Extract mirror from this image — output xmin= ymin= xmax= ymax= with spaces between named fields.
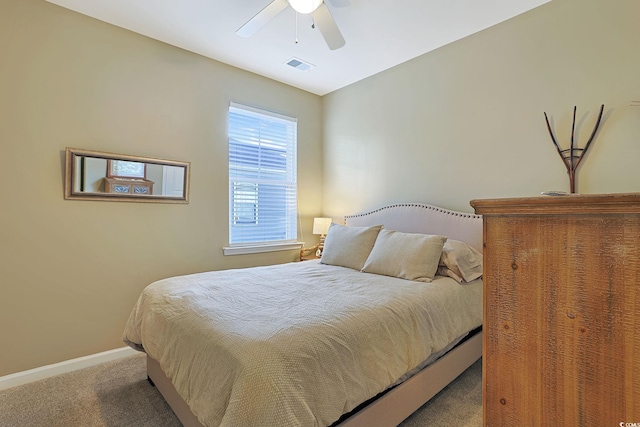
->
xmin=64 ymin=148 xmax=190 ymax=203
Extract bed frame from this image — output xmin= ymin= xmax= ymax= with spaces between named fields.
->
xmin=147 ymin=202 xmax=483 ymax=427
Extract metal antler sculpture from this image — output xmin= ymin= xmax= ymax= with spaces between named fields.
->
xmin=543 ymin=104 xmax=604 ymax=193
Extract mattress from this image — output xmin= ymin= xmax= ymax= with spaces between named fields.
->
xmin=123 ymin=260 xmax=482 ymax=427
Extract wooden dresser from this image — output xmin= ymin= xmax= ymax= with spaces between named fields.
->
xmin=471 ymin=193 xmax=640 ymax=427
xmin=104 ymin=177 xmax=154 ymax=195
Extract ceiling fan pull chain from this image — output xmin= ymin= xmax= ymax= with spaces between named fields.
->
xmin=295 ymin=12 xmax=299 ymax=44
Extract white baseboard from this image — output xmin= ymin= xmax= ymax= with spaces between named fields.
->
xmin=0 ymin=346 xmax=140 ymax=391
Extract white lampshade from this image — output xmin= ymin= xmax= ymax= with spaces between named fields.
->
xmin=312 ymin=217 xmax=332 ymax=235
xmin=288 ymin=0 xmax=323 ymax=14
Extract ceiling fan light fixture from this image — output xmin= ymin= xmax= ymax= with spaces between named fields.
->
xmin=288 ymin=0 xmax=323 ymax=14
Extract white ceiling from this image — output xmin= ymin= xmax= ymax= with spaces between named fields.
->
xmin=45 ymin=0 xmax=550 ymax=96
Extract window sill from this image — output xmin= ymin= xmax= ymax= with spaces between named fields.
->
xmin=223 ymin=242 xmax=304 ymax=256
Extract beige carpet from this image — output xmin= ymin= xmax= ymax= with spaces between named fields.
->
xmin=0 ymin=354 xmax=481 ymax=426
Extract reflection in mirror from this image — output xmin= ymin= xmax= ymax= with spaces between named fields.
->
xmin=109 ymin=159 xmax=146 ymax=178
xmin=65 ymin=148 xmax=190 ymax=203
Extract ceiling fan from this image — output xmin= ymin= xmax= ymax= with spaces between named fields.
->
xmin=236 ymin=0 xmax=346 ymax=50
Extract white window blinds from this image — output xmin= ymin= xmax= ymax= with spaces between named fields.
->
xmin=228 ymin=103 xmax=298 ymax=246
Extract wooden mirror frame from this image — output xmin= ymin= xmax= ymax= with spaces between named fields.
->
xmin=64 ymin=147 xmax=190 ymax=203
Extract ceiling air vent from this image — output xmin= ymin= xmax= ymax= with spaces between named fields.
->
xmin=285 ymin=57 xmax=315 ymax=72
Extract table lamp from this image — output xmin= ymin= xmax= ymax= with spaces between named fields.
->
xmin=312 ymin=217 xmax=332 ymax=256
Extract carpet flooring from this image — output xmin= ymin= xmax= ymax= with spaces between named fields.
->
xmin=0 ymin=354 xmax=481 ymax=426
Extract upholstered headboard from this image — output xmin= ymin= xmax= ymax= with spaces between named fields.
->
xmin=344 ymin=203 xmax=483 ymax=252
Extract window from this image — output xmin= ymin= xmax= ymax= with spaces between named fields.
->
xmin=226 ymin=103 xmax=298 ymax=253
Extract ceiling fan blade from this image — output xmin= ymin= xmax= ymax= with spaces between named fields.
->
xmin=313 ymin=3 xmax=345 ymax=50
xmin=236 ymin=0 xmax=289 ymax=38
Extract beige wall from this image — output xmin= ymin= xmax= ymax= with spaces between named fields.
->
xmin=323 ymin=0 xmax=640 ymax=216
xmin=0 ymin=0 xmax=322 ymax=376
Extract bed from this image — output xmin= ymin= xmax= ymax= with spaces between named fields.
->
xmin=123 ymin=203 xmax=483 ymax=427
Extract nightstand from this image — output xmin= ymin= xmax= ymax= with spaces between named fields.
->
xmin=299 ymin=244 xmax=320 ymax=261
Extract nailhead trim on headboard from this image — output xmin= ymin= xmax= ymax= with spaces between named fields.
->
xmin=344 ymin=203 xmax=481 ymax=222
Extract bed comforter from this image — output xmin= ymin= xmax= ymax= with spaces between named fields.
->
xmin=123 ymin=260 xmax=482 ymax=427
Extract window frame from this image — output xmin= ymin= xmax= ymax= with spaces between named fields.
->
xmin=223 ymin=102 xmax=302 ymax=256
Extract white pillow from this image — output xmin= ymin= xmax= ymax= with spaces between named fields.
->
xmin=320 ymin=223 xmax=383 ymax=271
xmin=436 ymin=266 xmax=464 ymax=283
xmin=362 ymin=229 xmax=447 ymax=282
xmin=439 ymin=239 xmax=483 ymax=282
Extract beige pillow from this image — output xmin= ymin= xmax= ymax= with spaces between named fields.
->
xmin=320 ymin=223 xmax=383 ymax=271
xmin=437 ymin=265 xmax=464 ymax=283
xmin=439 ymin=239 xmax=483 ymax=282
xmin=362 ymin=229 xmax=447 ymax=282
